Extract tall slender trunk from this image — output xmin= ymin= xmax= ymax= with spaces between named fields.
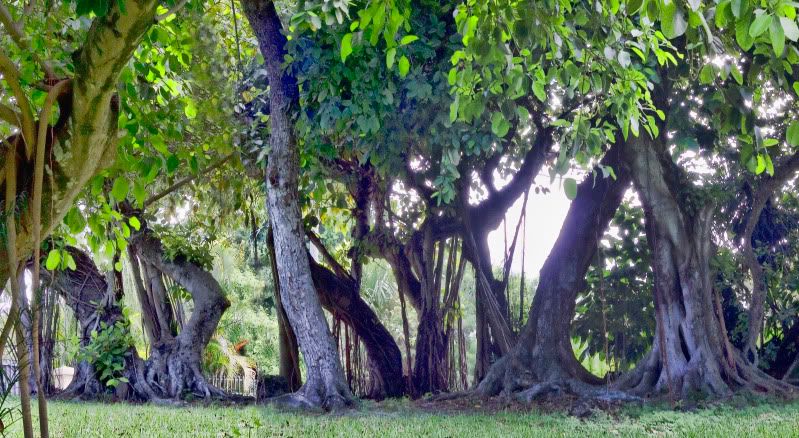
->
xmin=242 ymin=0 xmax=352 ymax=410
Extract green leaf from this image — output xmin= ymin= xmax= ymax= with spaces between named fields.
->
xmin=64 ymin=207 xmax=86 ymax=234
xmin=133 ymin=181 xmax=147 ymax=207
xmin=114 ymin=261 xmax=124 ymax=272
xmin=770 ymin=17 xmax=785 ymax=55
xmin=765 ymin=154 xmax=775 ymax=176
xmin=45 ymin=250 xmax=61 ymax=271
xmin=661 ymin=2 xmax=687 ymax=39
xmin=447 ymin=67 xmax=457 ymax=86
xmin=736 ymin=17 xmax=755 ymax=50
xmin=184 ymin=99 xmax=197 ymax=119
xmin=166 ymin=154 xmax=180 ymax=174
xmin=755 ymin=154 xmax=766 ymax=174
xmin=626 ymin=0 xmax=643 ymax=14
xmin=787 ymin=121 xmax=799 ymax=146
xmin=398 ymin=56 xmax=410 ymax=77
xmin=564 ymin=178 xmax=578 ymax=200
xmin=532 ymin=81 xmax=547 ymax=102
xmin=386 ymin=47 xmax=396 ymax=69
xmin=65 ymin=254 xmax=77 ymax=271
xmin=111 ymin=178 xmax=129 ymax=202
xmin=781 ymin=17 xmax=799 ymax=42
xmin=129 ymin=216 xmax=141 ymax=231
xmin=341 ymin=33 xmax=353 ymax=63
xmin=749 ymin=14 xmax=772 ymax=38
xmin=731 ymin=65 xmax=743 ymax=85
xmin=699 ymin=64 xmax=714 ymax=84
xmin=731 ymin=0 xmax=744 ymax=18
xmin=400 ymin=35 xmax=418 ymax=45
xmin=490 ymin=112 xmax=510 ymax=137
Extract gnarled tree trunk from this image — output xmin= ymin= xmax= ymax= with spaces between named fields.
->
xmin=614 ymin=136 xmax=794 ymax=399
xmin=478 ymin=142 xmax=631 ymax=400
xmin=132 ymin=231 xmax=230 ymax=399
xmin=242 ymin=0 xmax=352 ymax=410
xmin=42 ymin=247 xmax=151 ymax=401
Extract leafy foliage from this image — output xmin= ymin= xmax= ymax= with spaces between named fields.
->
xmin=79 ymin=317 xmax=135 ymax=389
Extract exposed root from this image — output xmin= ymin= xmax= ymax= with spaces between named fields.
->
xmin=614 ymin=348 xmax=797 ymax=400
xmin=265 ymin=386 xmax=353 ymax=412
xmin=144 ymin=343 xmax=227 ymax=399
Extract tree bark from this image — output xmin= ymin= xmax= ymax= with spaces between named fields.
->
xmin=132 ymin=231 xmax=231 ymax=399
xmin=614 ymin=135 xmax=795 ymax=399
xmin=739 ymin=152 xmax=799 ymax=365
xmin=242 ymin=0 xmax=352 ymax=410
xmin=46 ymin=240 xmax=231 ymax=401
xmin=478 ymin=142 xmax=631 ymax=399
xmin=41 ymin=247 xmax=148 ymax=400
xmin=309 ymin=258 xmax=405 ymax=399
xmin=267 ymin=228 xmax=301 ymax=392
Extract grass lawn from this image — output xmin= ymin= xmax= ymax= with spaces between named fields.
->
xmin=3 ymin=398 xmax=799 ymax=437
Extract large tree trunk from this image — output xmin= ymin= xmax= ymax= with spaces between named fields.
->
xmin=409 ymin=226 xmax=449 ymax=394
xmin=267 ymin=228 xmax=302 ymax=392
xmin=47 ymin=240 xmax=231 ymax=401
xmin=478 ymin=142 xmax=631 ymax=399
xmin=614 ymin=136 xmax=794 ymax=399
xmin=242 ymin=0 xmax=352 ymax=410
xmin=42 ymin=247 xmax=152 ymax=401
xmin=132 ymin=231 xmax=230 ymax=399
xmin=309 ymin=258 xmax=405 ymax=399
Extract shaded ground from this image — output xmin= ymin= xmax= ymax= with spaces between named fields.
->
xmin=5 ymin=396 xmax=799 ymax=437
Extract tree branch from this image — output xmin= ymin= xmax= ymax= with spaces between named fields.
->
xmin=0 ymin=3 xmax=55 ymax=78
xmin=143 ymin=153 xmax=234 ymax=209
xmin=155 ymin=0 xmax=190 ymax=22
xmin=306 ymin=229 xmax=353 ymax=282
xmin=0 ymin=48 xmax=36 ymax=157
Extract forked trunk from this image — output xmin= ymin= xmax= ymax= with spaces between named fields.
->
xmin=132 ymin=232 xmax=230 ymax=399
xmin=267 ymin=229 xmax=302 ymax=392
xmin=478 ymin=142 xmax=631 ymax=399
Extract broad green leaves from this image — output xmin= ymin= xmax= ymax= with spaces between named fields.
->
xmin=490 ymin=112 xmax=510 ymax=137
xmin=661 ymin=2 xmax=687 ymax=39
xmin=787 ymin=122 xmax=799 ymax=147
xmin=398 ymin=55 xmax=410 ymax=78
xmin=341 ymin=32 xmax=353 ymax=62
xmin=749 ymin=13 xmax=772 ymax=37
xmin=564 ymin=178 xmax=578 ymax=200
xmin=111 ymin=177 xmax=130 ymax=202
xmin=45 ymin=249 xmax=77 ymax=271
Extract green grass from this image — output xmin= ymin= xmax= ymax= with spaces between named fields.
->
xmin=4 ymin=398 xmax=799 ymax=437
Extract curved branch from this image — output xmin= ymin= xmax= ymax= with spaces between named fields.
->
xmin=0 ymin=3 xmax=55 ymax=78
xmin=0 ymin=102 xmax=21 ymax=126
xmin=155 ymin=0 xmax=190 ymax=21
xmin=741 ymin=150 xmax=799 ymax=362
xmin=0 ymin=49 xmax=36 ymax=157
xmin=468 ymin=126 xmax=555 ymax=232
xmin=143 ymin=153 xmax=234 ymax=209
